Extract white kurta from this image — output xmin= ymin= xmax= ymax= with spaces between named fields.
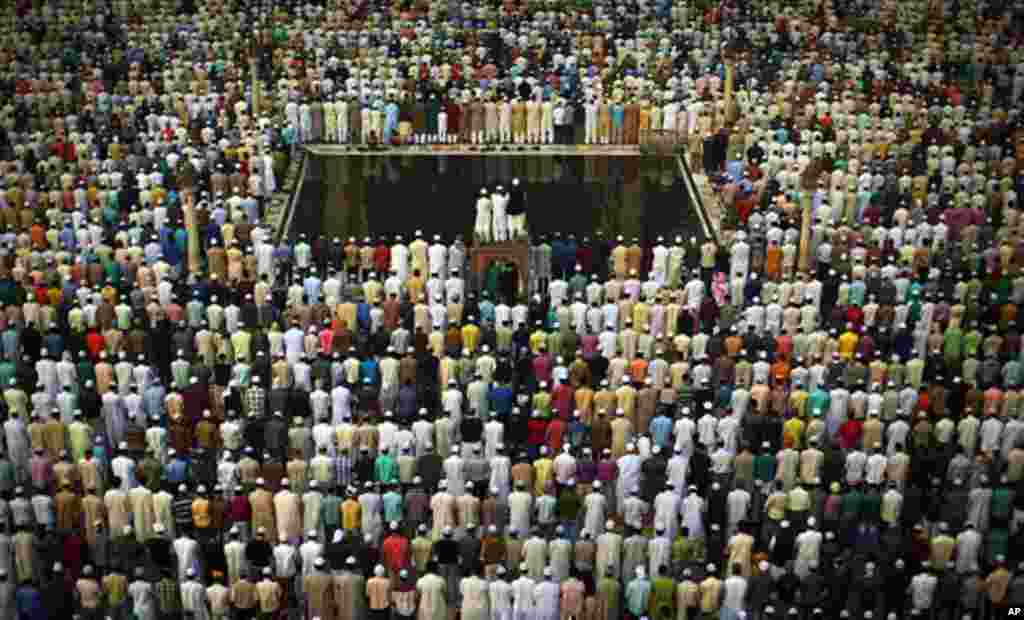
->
xmin=793 ymin=530 xmax=822 ymax=579
xmin=130 ymin=580 xmax=158 ymax=620
xmin=583 ymin=493 xmax=607 ymax=537
xmin=173 ymin=537 xmax=200 ymax=583
xmin=461 ymin=576 xmax=491 ymax=620
xmin=533 ymin=580 xmax=560 ymax=620
xmin=181 ymin=579 xmax=211 ymax=620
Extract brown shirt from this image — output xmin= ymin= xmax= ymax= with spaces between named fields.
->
xmin=256 ymin=579 xmax=283 ymax=612
xmin=56 ymin=490 xmax=82 ymax=531
xmin=480 ymin=535 xmax=506 ymax=565
xmin=76 ymin=577 xmax=102 ymax=609
xmin=367 ymin=576 xmax=391 ymax=610
xmin=231 ymin=580 xmax=258 ymax=609
xmin=304 ymin=573 xmax=334 ymax=616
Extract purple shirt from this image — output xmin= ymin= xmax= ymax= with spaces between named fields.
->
xmin=596 ymin=460 xmax=618 ymax=483
xmin=576 ymin=460 xmax=598 ymax=484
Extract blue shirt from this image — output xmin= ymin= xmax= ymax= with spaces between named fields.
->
xmin=383 ymin=491 xmax=403 ymax=522
xmin=43 ymin=333 xmax=63 ymax=359
xmin=385 ymin=103 xmax=400 ymax=131
xmin=356 ymin=302 xmax=371 ymax=331
xmin=359 ymin=359 xmax=379 ymax=385
xmin=144 ymin=385 xmax=167 ymax=419
xmin=16 ymin=585 xmax=44 ymax=620
xmin=489 ymin=385 xmax=514 ymax=417
xmin=59 ymin=226 xmax=77 ymax=251
xmin=398 ymin=385 xmax=418 ymax=420
xmin=304 ymin=276 xmax=322 ymax=302
xmin=650 ymin=415 xmax=674 ymax=447
xmin=612 ymin=105 xmax=625 ymax=127
xmin=480 ymin=300 xmax=496 ymax=325
xmin=166 ymin=458 xmax=189 ymax=484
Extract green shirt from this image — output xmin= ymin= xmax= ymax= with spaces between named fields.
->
xmin=840 ymin=491 xmax=863 ymax=518
xmin=987 ymin=527 xmax=1009 ymax=563
xmin=558 ymin=489 xmax=582 ymax=520
xmin=808 ymin=389 xmax=830 ymax=415
xmin=990 ymin=488 xmax=1013 ymax=521
xmin=0 ymin=362 xmax=15 ymax=391
xmin=944 ymin=328 xmax=963 ymax=360
xmin=650 ymin=577 xmax=676 ymax=617
xmin=753 ymin=454 xmax=776 ymax=482
xmin=375 ymin=454 xmax=398 ymax=482
xmin=672 ymin=536 xmax=705 ymax=563
xmin=156 ymin=578 xmax=181 ymax=613
xmin=625 ymin=577 xmax=652 ymax=615
xmin=597 ymin=578 xmax=620 ymax=619
xmin=860 ymin=492 xmax=881 ymax=522
xmin=0 ymin=460 xmax=14 ymax=492
xmin=321 ymin=495 xmax=342 ymax=527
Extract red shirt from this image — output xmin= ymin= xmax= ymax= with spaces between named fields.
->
xmin=228 ymin=494 xmax=252 ymax=522
xmin=527 ymin=418 xmax=548 ymax=446
xmin=381 ymin=534 xmax=410 ymax=572
xmin=551 ymin=384 xmax=574 ymax=420
xmin=545 ymin=419 xmax=566 ymax=453
xmin=838 ymin=419 xmax=863 ymax=450
xmin=85 ymin=332 xmax=106 ymax=360
xmin=374 ymin=245 xmax=391 ymax=274
xmin=845 ymin=305 xmax=864 ymax=327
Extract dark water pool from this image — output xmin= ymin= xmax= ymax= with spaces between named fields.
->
xmin=289 ymin=154 xmax=703 ymax=245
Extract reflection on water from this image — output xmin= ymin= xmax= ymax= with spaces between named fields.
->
xmin=303 ymin=155 xmax=696 ymax=243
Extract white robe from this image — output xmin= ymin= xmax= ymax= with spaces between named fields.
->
xmin=681 ymin=494 xmax=705 ymax=538
xmin=129 ymin=580 xmax=158 ymax=620
xmin=462 ymin=576 xmax=491 ymax=620
xmin=173 ymin=537 xmax=201 ymax=583
xmin=533 ymin=581 xmax=560 ymax=620
xmin=653 ymin=491 xmax=681 ymax=541
xmin=793 ymin=530 xmax=822 ymax=579
xmin=511 ymin=576 xmax=536 ymax=620
xmin=583 ymin=493 xmax=607 ymax=537
xmin=475 ymin=197 xmax=493 ymax=239
xmin=508 ymin=491 xmax=533 ymax=535
xmin=180 ymin=579 xmax=211 ymax=620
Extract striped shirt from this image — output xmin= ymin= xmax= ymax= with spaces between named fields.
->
xmin=173 ymin=497 xmax=194 ymax=527
xmin=157 ymin=577 xmax=182 ymax=613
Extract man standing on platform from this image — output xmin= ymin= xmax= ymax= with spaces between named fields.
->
xmin=492 ymin=187 xmax=509 ymax=243
xmin=507 ymin=179 xmax=526 ymax=240
xmin=476 ymin=189 xmax=494 ymax=244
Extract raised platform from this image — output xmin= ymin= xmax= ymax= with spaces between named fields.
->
xmin=305 ymin=143 xmax=643 ymax=157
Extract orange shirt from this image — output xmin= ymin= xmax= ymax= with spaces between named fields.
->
xmin=192 ymin=498 xmax=212 ymax=529
xmin=30 ymin=224 xmax=46 ymax=249
xmin=341 ymin=499 xmax=361 ymax=531
xmin=765 ymin=246 xmax=782 ymax=276
xmin=629 ymin=358 xmax=649 ymax=383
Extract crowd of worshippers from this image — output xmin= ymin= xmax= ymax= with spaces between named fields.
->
xmin=0 ymin=224 xmax=1017 ymax=620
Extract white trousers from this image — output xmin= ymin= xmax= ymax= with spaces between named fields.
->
xmin=585 ymin=111 xmax=597 ymax=144
xmin=493 ymin=208 xmax=508 ymax=241
xmin=476 ymin=212 xmax=492 ymax=242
